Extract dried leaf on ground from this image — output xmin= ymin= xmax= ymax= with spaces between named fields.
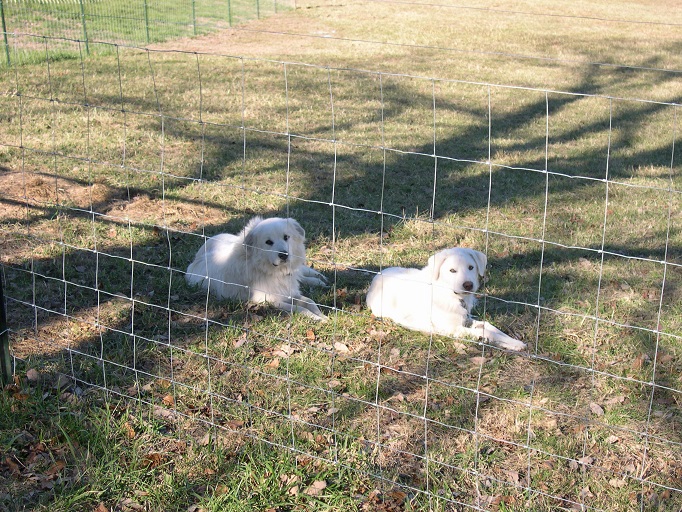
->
xmin=122 ymin=421 xmax=136 ymax=439
xmin=589 ymin=402 xmax=604 ymax=416
xmin=233 ymin=333 xmax=248 ymax=348
xmin=142 ymin=452 xmax=165 ymax=469
xmin=609 ymin=478 xmax=627 ymax=488
xmin=26 ymin=369 xmax=41 ymax=383
xmin=227 ymin=420 xmax=244 ymax=430
xmin=333 ymin=341 xmax=350 ymax=353
xmin=273 ymin=344 xmax=296 ymax=358
xmin=45 ymin=460 xmax=66 ymax=476
xmin=304 ymin=480 xmax=327 ymax=496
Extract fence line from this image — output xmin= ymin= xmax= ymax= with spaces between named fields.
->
xmin=1 ymin=38 xmax=681 ymax=510
xmin=0 ymin=0 xmax=294 ymax=65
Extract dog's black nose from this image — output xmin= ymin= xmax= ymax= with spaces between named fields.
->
xmin=463 ymin=281 xmax=474 ymax=291
xmin=278 ymin=252 xmax=289 ymax=261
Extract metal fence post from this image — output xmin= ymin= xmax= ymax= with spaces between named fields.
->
xmin=228 ymin=0 xmax=232 ymax=27
xmin=256 ymin=0 xmax=260 ymax=19
xmin=143 ymin=0 xmax=150 ymax=43
xmin=192 ymin=0 xmax=196 ymax=35
xmin=78 ymin=0 xmax=90 ymax=55
xmin=0 ymin=276 xmax=12 ymax=387
xmin=0 ymin=0 xmax=10 ymax=67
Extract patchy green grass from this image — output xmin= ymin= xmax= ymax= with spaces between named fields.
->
xmin=1 ymin=0 xmax=682 ymax=510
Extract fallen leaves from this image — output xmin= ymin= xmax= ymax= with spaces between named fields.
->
xmin=569 ymin=455 xmax=594 ymax=472
xmin=276 ymin=471 xmax=330 ymax=499
xmin=1 ymin=430 xmax=71 ymax=492
xmin=273 ymin=344 xmax=297 ymax=358
xmin=360 ymin=488 xmax=408 ymax=511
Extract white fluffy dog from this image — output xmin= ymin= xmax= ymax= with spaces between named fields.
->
xmin=186 ymin=217 xmax=327 ymax=321
xmin=366 ymin=247 xmax=526 ymax=351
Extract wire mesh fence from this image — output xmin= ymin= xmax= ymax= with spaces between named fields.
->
xmin=0 ymin=0 xmax=293 ymax=65
xmin=0 ymin=26 xmax=681 ymax=511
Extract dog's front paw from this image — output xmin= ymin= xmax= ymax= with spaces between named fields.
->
xmin=299 ymin=266 xmax=329 ymax=288
xmin=499 ymin=338 xmax=526 ymax=352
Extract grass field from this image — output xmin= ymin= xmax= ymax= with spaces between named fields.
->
xmin=1 ymin=0 xmax=681 ymax=510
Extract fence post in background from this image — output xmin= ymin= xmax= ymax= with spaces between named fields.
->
xmin=143 ymin=0 xmax=150 ymax=43
xmin=227 ymin=0 xmax=232 ymax=27
xmin=256 ymin=0 xmax=260 ymax=19
xmin=78 ymin=0 xmax=90 ymax=55
xmin=0 ymin=277 xmax=12 ymax=387
xmin=0 ymin=0 xmax=10 ymax=67
xmin=192 ymin=0 xmax=197 ymax=35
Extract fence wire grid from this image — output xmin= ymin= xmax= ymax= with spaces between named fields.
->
xmin=0 ymin=0 xmax=292 ymax=65
xmin=1 ymin=19 xmax=681 ymax=512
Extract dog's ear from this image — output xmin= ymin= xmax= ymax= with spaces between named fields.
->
xmin=242 ymin=217 xmax=262 ymax=257
xmin=287 ymin=218 xmax=305 ymax=240
xmin=243 ymin=230 xmax=255 ymax=257
xmin=465 ymin=249 xmax=487 ymax=277
xmin=426 ymin=250 xmax=449 ymax=281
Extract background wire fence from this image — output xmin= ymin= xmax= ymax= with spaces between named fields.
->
xmin=1 ymin=3 xmax=681 ymax=510
xmin=0 ymin=0 xmax=292 ymax=65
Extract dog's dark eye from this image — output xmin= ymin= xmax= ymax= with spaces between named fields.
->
xmin=265 ymin=240 xmax=274 ymax=246
xmin=449 ymin=268 xmax=457 ymax=273
xmin=468 ymin=265 xmax=474 ymax=271
xmin=283 ymin=234 xmax=289 ymax=241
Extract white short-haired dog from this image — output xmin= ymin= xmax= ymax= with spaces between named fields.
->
xmin=366 ymin=247 xmax=526 ymax=351
xmin=186 ymin=217 xmax=327 ymax=321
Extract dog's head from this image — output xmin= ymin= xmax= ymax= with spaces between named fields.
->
xmin=427 ymin=247 xmax=487 ymax=295
xmin=242 ymin=217 xmax=307 ymax=271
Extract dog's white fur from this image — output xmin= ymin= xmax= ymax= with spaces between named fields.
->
xmin=186 ymin=217 xmax=327 ymax=321
xmin=366 ymin=247 xmax=526 ymax=351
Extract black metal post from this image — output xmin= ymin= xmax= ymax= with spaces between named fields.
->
xmin=0 ymin=275 xmax=12 ymax=386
